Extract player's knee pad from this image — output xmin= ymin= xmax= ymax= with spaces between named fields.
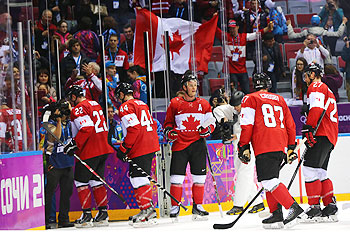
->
xmin=170 ymin=174 xmax=185 ymax=184
xmin=302 ymin=166 xmax=319 ymax=182
xmin=318 ymin=168 xmax=328 ymax=181
xmin=74 ymin=180 xmax=89 ymax=188
xmin=192 ymin=174 xmax=206 ymax=184
xmin=130 ymin=176 xmax=150 ymax=189
xmin=261 ymin=178 xmax=280 ymax=192
xmin=89 ymin=179 xmax=103 ymax=188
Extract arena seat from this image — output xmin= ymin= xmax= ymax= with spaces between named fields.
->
xmin=284 ymin=43 xmax=303 ymax=67
xmin=209 ymin=78 xmax=224 ymax=94
xmin=285 ymin=14 xmax=296 ymax=28
xmin=310 ymin=0 xmax=326 ymax=14
xmin=288 ymin=0 xmax=310 ymax=14
xmin=296 ymin=14 xmax=316 ymax=27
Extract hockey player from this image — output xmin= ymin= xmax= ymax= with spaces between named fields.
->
xmin=163 ymin=70 xmax=216 ymax=220
xmin=114 ymin=83 xmax=160 ymax=226
xmin=64 ymin=85 xmax=114 ymax=228
xmin=300 ymin=63 xmax=339 ymax=222
xmin=213 ymin=91 xmax=265 ymax=215
xmin=238 ymin=73 xmax=303 ymax=229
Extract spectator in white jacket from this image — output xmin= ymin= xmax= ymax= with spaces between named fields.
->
xmin=295 ymin=33 xmax=330 ymax=68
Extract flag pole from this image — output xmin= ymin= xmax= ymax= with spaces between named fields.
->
xmin=164 ymin=30 xmax=171 ymax=107
xmin=144 ymin=31 xmax=153 ymax=113
xmin=255 ymin=1 xmax=263 ymax=74
xmin=219 ymin=0 xmax=231 ymax=96
xmin=188 ymin=0 xmax=196 ymax=74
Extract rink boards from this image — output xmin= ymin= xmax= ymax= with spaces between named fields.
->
xmin=1 ymin=136 xmax=350 ymax=229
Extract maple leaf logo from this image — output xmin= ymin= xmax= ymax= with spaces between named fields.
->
xmin=161 ymin=30 xmax=185 ymax=60
xmin=232 ymin=47 xmax=242 ymax=57
xmin=182 ymin=115 xmax=201 ymax=130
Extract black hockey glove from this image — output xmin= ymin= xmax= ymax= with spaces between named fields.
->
xmin=198 ymin=126 xmax=211 ymax=138
xmin=116 ymin=143 xmax=130 ymax=163
xmin=286 ymin=143 xmax=297 ymax=164
xmin=63 ymin=138 xmax=78 ymax=156
xmin=164 ymin=127 xmax=179 ymax=142
xmin=301 ymin=125 xmax=317 ymax=148
xmin=300 ymin=104 xmax=309 ymax=117
xmin=238 ymin=143 xmax=251 ymax=164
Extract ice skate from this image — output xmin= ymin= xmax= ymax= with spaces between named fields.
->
xmin=192 ymin=204 xmax=209 ymax=221
xmin=170 ymin=206 xmax=180 ymax=222
xmin=93 ymin=207 xmax=109 ymax=227
xmin=132 ymin=205 xmax=157 ymax=227
xmin=226 ymin=206 xmax=243 ymax=215
xmin=74 ymin=210 xmax=93 ymax=228
xmin=249 ymin=203 xmax=265 ymax=214
xmin=298 ymin=204 xmax=322 ymax=223
xmin=262 ymin=206 xmax=284 ymax=229
xmin=321 ymin=197 xmax=338 ymax=222
xmin=283 ymin=202 xmax=303 ymax=228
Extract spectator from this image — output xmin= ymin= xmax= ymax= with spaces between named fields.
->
xmin=42 ymin=100 xmax=75 ymax=229
xmin=105 ymin=61 xmax=120 ymax=110
xmin=341 ymin=36 xmax=350 ymax=101
xmin=150 ymin=0 xmax=170 ymax=17
xmin=339 ymin=0 xmax=350 ymax=33
xmin=319 ymin=0 xmax=344 ymax=55
xmin=295 ymin=33 xmax=330 ymax=68
xmin=242 ymin=0 xmax=268 ymax=33
xmin=120 ymin=24 xmax=134 ymax=66
xmin=51 ymin=20 xmax=73 ymax=61
xmin=264 ymin=0 xmax=287 ymax=43
xmin=291 ymin=57 xmax=308 ymax=101
xmin=97 ymin=34 xmax=129 ymax=82
xmin=215 ymin=19 xmax=274 ymax=94
xmin=35 ymin=9 xmax=57 ymax=59
xmin=253 ymin=32 xmax=285 ymax=93
xmin=73 ymin=16 xmax=100 ymax=61
xmin=39 ymin=0 xmax=69 ymax=24
xmin=0 ymin=13 xmax=18 ymax=62
xmin=37 ymin=83 xmax=56 ymax=117
xmin=107 ymin=105 xmax=123 ymax=145
xmin=102 ymin=16 xmax=119 ymax=47
xmin=287 ymin=15 xmax=347 ymax=45
xmin=65 ymin=62 xmax=102 ymax=102
xmin=60 ymin=38 xmax=90 ymax=85
xmin=73 ymin=0 xmax=98 ymax=32
xmin=127 ymin=65 xmax=147 ymax=104
xmin=35 ymin=68 xmax=57 ymax=101
xmin=322 ymin=64 xmax=343 ymax=102
xmin=168 ymin=0 xmax=189 ymax=20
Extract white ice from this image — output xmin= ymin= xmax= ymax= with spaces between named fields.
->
xmin=7 ymin=202 xmax=350 ymax=233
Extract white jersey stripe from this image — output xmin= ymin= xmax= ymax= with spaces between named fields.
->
xmin=308 ymin=91 xmax=325 ymax=110
xmin=174 ymin=113 xmax=213 ymax=130
xmin=73 ymin=115 xmax=94 ymax=136
xmin=121 ymin=113 xmax=140 ymax=129
xmin=240 ymin=107 xmax=256 ymax=126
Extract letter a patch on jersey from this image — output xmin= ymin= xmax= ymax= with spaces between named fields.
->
xmin=198 ymin=104 xmax=202 ymax=112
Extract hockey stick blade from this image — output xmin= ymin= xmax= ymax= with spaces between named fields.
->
xmin=42 ymin=122 xmax=129 ymax=207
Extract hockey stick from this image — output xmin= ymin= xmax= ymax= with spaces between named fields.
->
xmin=200 ymin=117 xmax=224 ymax=217
xmin=205 ymin=142 xmax=224 ymax=218
xmin=41 ymin=120 xmax=129 ymax=208
xmin=213 ymin=99 xmax=331 ymax=229
xmin=124 ymin=158 xmax=188 ymax=211
xmin=286 ymin=98 xmax=331 ymax=190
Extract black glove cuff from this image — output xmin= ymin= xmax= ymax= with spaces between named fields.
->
xmin=288 ymin=143 xmax=296 ymax=151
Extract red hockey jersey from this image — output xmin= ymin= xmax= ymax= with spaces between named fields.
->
xmin=0 ymin=108 xmax=32 ymax=151
xmin=306 ymin=81 xmax=338 ymax=146
xmin=215 ymin=28 xmax=264 ymax=74
xmin=70 ymin=99 xmax=113 ymax=160
xmin=239 ymin=91 xmax=296 ymax=156
xmin=164 ymin=97 xmax=215 ymax=151
xmin=119 ymin=99 xmax=160 ymax=158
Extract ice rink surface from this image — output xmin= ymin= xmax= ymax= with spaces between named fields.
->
xmin=6 ymin=202 xmax=350 ymax=233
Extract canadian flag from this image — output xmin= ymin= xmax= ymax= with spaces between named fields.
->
xmin=134 ymin=9 xmax=218 ymax=74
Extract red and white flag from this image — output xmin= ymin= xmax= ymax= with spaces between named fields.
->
xmin=134 ymin=9 xmax=218 ymax=74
